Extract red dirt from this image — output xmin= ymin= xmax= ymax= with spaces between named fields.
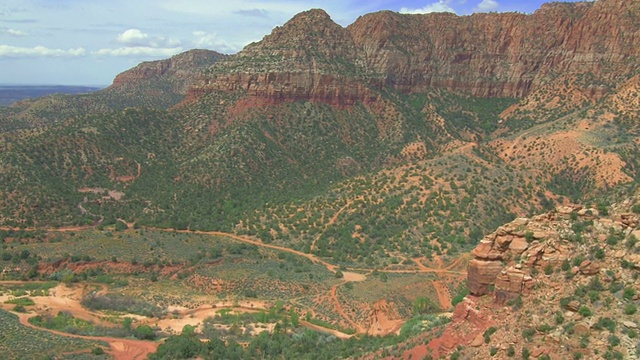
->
xmin=432 ymin=280 xmax=452 ymax=310
xmin=403 ymin=296 xmax=493 ymax=360
xmin=330 ymin=282 xmax=365 ymax=333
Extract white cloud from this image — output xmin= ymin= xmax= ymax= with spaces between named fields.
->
xmin=117 ymin=28 xmax=148 ymax=45
xmin=115 ymin=28 xmax=181 ymax=48
xmin=476 ymin=0 xmax=499 ymax=11
xmin=0 ymin=45 xmax=85 ymax=58
xmin=400 ymin=0 xmax=456 ymax=14
xmin=1 ymin=28 xmax=27 ymax=36
xmin=93 ymin=46 xmax=183 ymax=57
xmin=192 ymin=31 xmax=239 ymax=53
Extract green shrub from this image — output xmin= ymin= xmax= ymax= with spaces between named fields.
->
xmin=134 ymin=325 xmax=156 ymax=340
xmin=506 ymin=295 xmax=523 ymax=310
xmin=597 ymin=202 xmax=609 ymax=216
xmin=537 ymin=323 xmax=552 ymax=333
xmin=523 ymin=328 xmax=535 ymax=341
xmin=609 ymin=282 xmax=624 ymax=294
xmin=594 ymin=317 xmax=616 ymax=332
xmin=525 ymin=231 xmax=535 ymax=243
xmin=115 ymin=220 xmax=128 ymax=232
xmin=578 ymin=306 xmax=592 ymax=317
xmin=544 ymin=264 xmax=553 ymax=275
xmin=625 ymin=304 xmax=637 ymax=315
xmin=606 ymin=235 xmax=619 ymax=246
xmin=594 ymin=247 xmax=605 ymax=260
xmin=608 ymin=334 xmax=620 ymax=347
xmin=623 ymin=287 xmax=636 ymax=300
xmin=484 ymin=326 xmax=497 ymax=343
xmin=4 ymin=297 xmax=35 ymax=306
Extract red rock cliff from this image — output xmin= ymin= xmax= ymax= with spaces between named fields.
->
xmin=189 ymin=0 xmax=639 ymax=104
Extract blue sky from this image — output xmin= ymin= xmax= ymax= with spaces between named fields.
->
xmin=1 ymin=0 xmax=590 ymax=85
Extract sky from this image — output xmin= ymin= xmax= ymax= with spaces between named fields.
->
xmin=1 ymin=0 xmax=591 ymax=86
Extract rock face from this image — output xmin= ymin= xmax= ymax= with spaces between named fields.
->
xmin=189 ymin=0 xmax=640 ymax=104
xmin=189 ymin=10 xmax=379 ymax=106
xmin=494 ymin=267 xmax=534 ymax=304
xmin=112 ymin=49 xmax=227 ymax=94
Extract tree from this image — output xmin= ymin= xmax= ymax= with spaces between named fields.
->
xmin=115 ymin=220 xmax=128 ymax=231
xmin=413 ymin=297 xmax=440 ymax=315
xmin=134 ymin=325 xmax=156 ymax=340
xmin=289 ymin=308 xmax=299 ymax=327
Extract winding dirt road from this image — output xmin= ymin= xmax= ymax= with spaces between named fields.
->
xmin=330 ymin=282 xmax=365 ymax=334
xmin=309 ymin=198 xmax=357 ymax=252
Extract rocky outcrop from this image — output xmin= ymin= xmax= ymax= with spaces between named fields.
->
xmin=420 ymin=191 xmax=640 ymax=359
xmin=467 ymin=217 xmax=536 ymax=297
xmin=467 ymin=199 xmax=640 ymax=303
xmin=424 ymin=296 xmax=493 ymax=359
xmin=467 ymin=211 xmax=573 ymax=301
xmin=188 ymin=0 xmax=640 ymax=104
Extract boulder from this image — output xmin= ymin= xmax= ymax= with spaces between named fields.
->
xmin=624 ymin=321 xmax=638 ymax=329
xmin=509 ymin=237 xmax=529 ymax=256
xmin=495 ymin=235 xmax=514 ymax=251
xmin=470 ymin=333 xmax=484 ymax=347
xmin=472 ymin=240 xmax=503 ymax=261
xmin=468 ymin=259 xmax=503 ymax=295
xmin=513 ymin=218 xmax=530 ymax=227
xmin=579 ymin=260 xmax=600 ymax=275
xmin=567 ymin=300 xmax=581 ymax=312
xmin=578 ymin=208 xmax=599 ymax=218
xmin=574 ymin=322 xmax=591 ymax=336
xmin=531 ymin=347 xmax=550 ymax=358
xmin=619 ymin=213 xmax=639 ymax=228
xmin=556 ymin=206 xmax=575 ymax=218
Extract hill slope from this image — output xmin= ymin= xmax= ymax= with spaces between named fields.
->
xmin=0 ymin=49 xmax=226 ymax=132
xmin=0 ymin=0 xmax=638 ymax=267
